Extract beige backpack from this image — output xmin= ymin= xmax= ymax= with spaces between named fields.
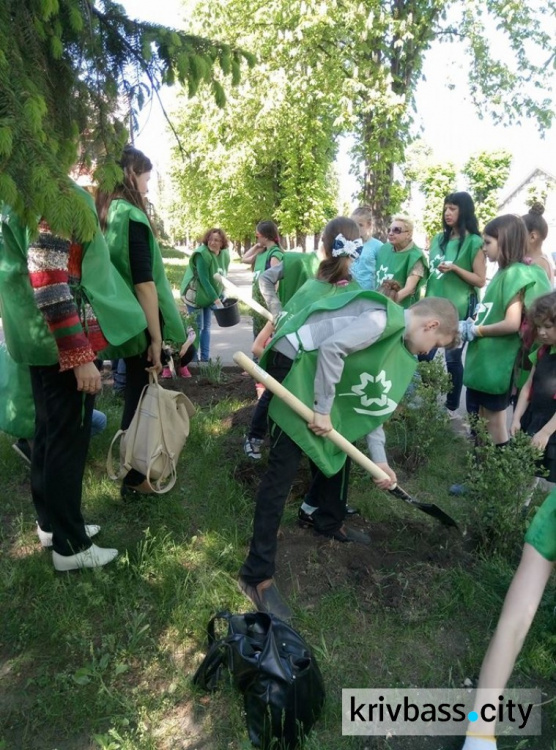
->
xmin=107 ymin=372 xmax=195 ymax=494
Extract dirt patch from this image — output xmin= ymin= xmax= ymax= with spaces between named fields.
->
xmin=274 ymin=513 xmax=468 ymax=613
xmin=161 ymin=366 xmax=256 ymax=413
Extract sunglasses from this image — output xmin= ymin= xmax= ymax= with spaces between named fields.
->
xmin=388 ymin=226 xmax=406 ymax=235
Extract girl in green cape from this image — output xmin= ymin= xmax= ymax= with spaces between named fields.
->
xmin=462 ymin=215 xmax=552 ymax=446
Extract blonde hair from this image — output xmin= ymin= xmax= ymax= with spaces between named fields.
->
xmin=392 ymin=214 xmax=414 ymax=234
xmin=410 ymin=297 xmax=459 ymax=346
xmin=351 ymin=205 xmax=373 ymax=223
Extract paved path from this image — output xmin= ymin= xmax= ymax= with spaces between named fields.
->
xmin=206 ymin=264 xmax=256 ymax=366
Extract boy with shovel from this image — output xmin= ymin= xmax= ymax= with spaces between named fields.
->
xmin=237 ymin=216 xmax=460 ymax=620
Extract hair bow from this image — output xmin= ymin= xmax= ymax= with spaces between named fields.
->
xmin=331 ymin=234 xmax=363 ymax=259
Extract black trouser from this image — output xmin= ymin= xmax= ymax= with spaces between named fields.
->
xmin=29 ymin=364 xmax=94 ymax=556
xmin=240 ymin=351 xmax=350 ymax=586
xmin=121 ymin=350 xmax=151 ymax=486
xmin=305 ymin=458 xmax=351 ymax=512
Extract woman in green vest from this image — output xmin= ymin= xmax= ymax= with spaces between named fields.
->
xmin=425 ymin=191 xmax=486 ymax=413
xmin=179 ymin=227 xmax=229 ymax=361
xmin=462 ymin=214 xmax=552 ymax=446
xmin=241 ymin=220 xmax=284 ymax=342
xmin=375 ymin=214 xmax=429 ymax=308
xmin=97 ymin=146 xmax=185 ymax=496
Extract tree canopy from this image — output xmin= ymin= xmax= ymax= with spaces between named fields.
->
xmin=169 ymin=0 xmax=556 ymax=238
xmin=0 ymin=0 xmax=253 ymax=238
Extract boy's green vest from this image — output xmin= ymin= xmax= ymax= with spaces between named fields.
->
xmin=105 ymin=200 xmax=185 ymax=350
xmin=464 ymin=263 xmax=552 ymax=394
xmin=375 ymin=243 xmax=429 ymax=309
xmin=426 ymin=233 xmax=483 ymax=319
xmin=0 ymin=190 xmax=148 ymax=365
xmin=267 ymin=282 xmax=416 ymax=476
xmin=278 ymin=252 xmax=319 ymax=306
xmin=179 ymin=244 xmax=227 ymax=307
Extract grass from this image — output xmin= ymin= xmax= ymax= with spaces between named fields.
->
xmin=1 ymin=383 xmax=556 ymax=750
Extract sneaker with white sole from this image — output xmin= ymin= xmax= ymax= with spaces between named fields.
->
xmin=243 ymin=436 xmax=264 ymax=460
xmin=52 ymin=544 xmax=118 ymax=571
xmin=37 ymin=523 xmax=101 ymax=548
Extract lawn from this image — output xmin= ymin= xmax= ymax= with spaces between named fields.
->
xmin=1 ymin=365 xmax=555 ymax=750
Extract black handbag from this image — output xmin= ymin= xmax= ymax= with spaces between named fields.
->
xmin=193 ymin=610 xmax=325 ymax=749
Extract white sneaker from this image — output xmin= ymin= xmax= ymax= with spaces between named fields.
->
xmin=37 ymin=523 xmax=101 ymax=548
xmin=52 ymin=543 xmax=118 ymax=571
xmin=243 ymin=436 xmax=264 ymax=460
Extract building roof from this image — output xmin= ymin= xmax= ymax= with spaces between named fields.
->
xmin=498 ymin=167 xmax=556 ymax=210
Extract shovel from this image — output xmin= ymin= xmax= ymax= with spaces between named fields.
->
xmin=214 ymin=273 xmax=273 ymax=322
xmin=234 ymin=351 xmax=459 ymax=530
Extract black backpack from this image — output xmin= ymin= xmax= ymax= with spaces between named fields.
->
xmin=193 ymin=610 xmax=326 ymax=749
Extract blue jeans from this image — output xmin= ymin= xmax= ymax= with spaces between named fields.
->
xmin=91 ymin=409 xmax=107 ymax=437
xmin=187 ymin=305 xmax=212 ymax=361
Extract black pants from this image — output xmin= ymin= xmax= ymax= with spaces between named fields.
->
xmin=29 ymin=364 xmax=94 ymax=556
xmin=122 ymin=350 xmax=151 ymax=485
xmin=239 ymin=351 xmax=350 ymax=586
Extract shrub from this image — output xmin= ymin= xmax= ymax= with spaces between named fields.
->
xmin=465 ymin=419 xmax=544 ymax=556
xmin=388 ymin=358 xmax=452 ymax=471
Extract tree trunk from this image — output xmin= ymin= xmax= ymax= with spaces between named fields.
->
xmin=295 ymin=231 xmax=306 ymax=250
xmin=313 ymin=232 xmax=321 ymax=252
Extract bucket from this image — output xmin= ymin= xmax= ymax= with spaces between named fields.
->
xmin=214 ymin=298 xmax=241 ymax=327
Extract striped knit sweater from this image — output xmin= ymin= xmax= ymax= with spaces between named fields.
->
xmin=27 ymin=223 xmax=108 ymax=371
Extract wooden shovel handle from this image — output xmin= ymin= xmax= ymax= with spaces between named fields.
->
xmin=233 ymin=351 xmax=391 ymax=484
xmin=214 ymin=273 xmax=273 ymax=322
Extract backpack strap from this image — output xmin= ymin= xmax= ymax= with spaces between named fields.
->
xmin=106 ymin=429 xmax=126 ymax=480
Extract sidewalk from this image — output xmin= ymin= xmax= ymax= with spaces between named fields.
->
xmin=206 ymin=263 xmax=256 ymax=366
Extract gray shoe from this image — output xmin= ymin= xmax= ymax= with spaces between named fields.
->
xmin=238 ymin=577 xmax=292 ymax=621
xmin=315 ymin=525 xmax=371 ymax=545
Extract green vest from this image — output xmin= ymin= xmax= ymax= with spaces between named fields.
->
xmin=426 ymin=233 xmax=483 ymax=318
xmin=0 ymin=343 xmax=34 ymax=438
xmin=278 ymin=252 xmax=319 ymax=306
xmin=267 ymin=283 xmax=416 ymax=476
xmin=464 ymin=263 xmax=552 ymax=394
xmin=179 ymin=244 xmax=227 ymax=307
xmin=105 ymin=199 xmax=185 ymax=350
xmin=375 ymin=243 xmax=429 ymax=309
xmin=0 ymin=190 xmax=148 ymax=365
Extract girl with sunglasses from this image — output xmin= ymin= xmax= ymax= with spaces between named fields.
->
xmin=375 ymin=215 xmax=428 ymax=308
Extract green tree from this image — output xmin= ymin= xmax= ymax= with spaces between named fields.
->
xmin=418 ymin=161 xmax=457 ymax=240
xmin=168 ymin=0 xmax=341 ymax=243
xmin=171 ymin=0 xmax=555 ymax=238
xmin=0 ymin=0 xmax=253 ymax=239
xmin=462 ymin=150 xmax=512 ymax=227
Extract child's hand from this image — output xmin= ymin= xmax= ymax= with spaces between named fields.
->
xmin=531 ymin=429 xmax=550 ymax=451
xmin=373 ymin=462 xmax=397 ymax=489
xmin=309 ymin=412 xmax=333 ymax=436
xmin=509 ymin=419 xmax=521 ymax=437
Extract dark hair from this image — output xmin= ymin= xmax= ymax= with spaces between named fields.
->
xmin=256 ymin=220 xmax=281 ymax=246
xmin=96 ymin=145 xmax=153 ymax=231
xmin=200 ymin=227 xmax=229 ymax=249
xmin=522 ymin=203 xmax=548 ymax=241
xmin=483 ymin=214 xmax=528 ymax=269
xmin=318 ymin=216 xmax=359 ymax=283
xmin=528 ymin=291 xmax=556 ymax=337
xmin=440 ymin=191 xmax=481 ymax=253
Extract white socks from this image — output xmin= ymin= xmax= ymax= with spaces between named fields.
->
xmin=300 ymin=502 xmax=317 ymax=514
